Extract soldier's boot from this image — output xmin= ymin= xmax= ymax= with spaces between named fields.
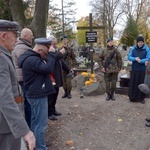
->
xmin=62 ymin=89 xmax=68 ymax=98
xmin=106 ymin=93 xmax=111 ymax=101
xmin=67 ymin=90 xmax=72 ymax=99
xmin=110 ymin=91 xmax=115 ymax=100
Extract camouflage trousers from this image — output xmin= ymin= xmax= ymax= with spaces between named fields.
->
xmin=104 ymin=72 xmax=118 ymax=93
xmin=63 ymin=72 xmax=72 ymax=91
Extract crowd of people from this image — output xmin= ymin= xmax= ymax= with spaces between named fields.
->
xmin=0 ymin=19 xmax=76 ymax=150
xmin=0 ymin=19 xmax=150 ymax=150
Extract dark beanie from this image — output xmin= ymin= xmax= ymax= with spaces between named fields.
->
xmin=136 ymin=36 xmax=144 ymax=43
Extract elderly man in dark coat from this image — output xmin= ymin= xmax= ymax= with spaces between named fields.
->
xmin=18 ymin=37 xmax=65 ymax=150
xmin=47 ymin=35 xmax=70 ymax=121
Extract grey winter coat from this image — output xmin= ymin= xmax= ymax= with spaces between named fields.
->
xmin=12 ymin=38 xmax=32 ymax=82
xmin=0 ymin=45 xmax=29 ymax=138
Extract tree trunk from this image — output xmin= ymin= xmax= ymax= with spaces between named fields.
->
xmin=103 ymin=0 xmax=107 ymax=47
xmin=9 ymin=0 xmax=27 ymax=30
xmin=31 ymin=0 xmax=49 ymax=38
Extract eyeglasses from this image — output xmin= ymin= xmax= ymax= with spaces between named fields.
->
xmin=40 ymin=49 xmax=48 ymax=55
xmin=43 ymin=44 xmax=50 ymax=49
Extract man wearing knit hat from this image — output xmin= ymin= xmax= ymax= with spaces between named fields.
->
xmin=128 ymin=35 xmax=150 ymax=104
xmin=136 ymin=36 xmax=144 ymax=43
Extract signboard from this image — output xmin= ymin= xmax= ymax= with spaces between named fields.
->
xmin=86 ymin=31 xmax=97 ymax=43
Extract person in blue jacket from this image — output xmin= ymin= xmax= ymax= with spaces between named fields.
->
xmin=18 ymin=38 xmax=65 ymax=150
xmin=128 ymin=36 xmax=150 ymax=104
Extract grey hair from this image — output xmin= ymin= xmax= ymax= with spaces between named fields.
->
xmin=48 ymin=35 xmax=56 ymax=41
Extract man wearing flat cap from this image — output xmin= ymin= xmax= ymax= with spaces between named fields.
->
xmin=18 ymin=37 xmax=65 ymax=149
xmin=0 ymin=20 xmax=35 ymax=150
xmin=0 ymin=19 xmax=19 ymax=33
xmin=98 ymin=38 xmax=123 ymax=101
xmin=128 ymin=35 xmax=150 ymax=104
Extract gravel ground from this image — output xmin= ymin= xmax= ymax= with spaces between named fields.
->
xmin=46 ymin=87 xmax=150 ymax=150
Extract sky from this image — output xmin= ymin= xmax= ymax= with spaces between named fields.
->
xmin=50 ymin=0 xmax=124 ymax=38
xmin=51 ymin=0 xmax=92 ymax=21
xmin=75 ymin=0 xmax=92 ymax=20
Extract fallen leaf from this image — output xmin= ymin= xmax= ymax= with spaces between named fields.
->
xmin=65 ymin=140 xmax=74 ymax=146
xmin=70 ymin=146 xmax=74 ymax=149
xmin=118 ymin=118 xmax=123 ymax=122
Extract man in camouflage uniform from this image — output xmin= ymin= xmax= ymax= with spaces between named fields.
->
xmin=98 ymin=38 xmax=123 ymax=100
xmin=61 ymin=35 xmax=76 ymax=99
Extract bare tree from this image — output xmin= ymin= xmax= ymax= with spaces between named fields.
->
xmin=90 ymin=0 xmax=123 ymax=38
xmin=121 ymin=0 xmax=150 ymax=36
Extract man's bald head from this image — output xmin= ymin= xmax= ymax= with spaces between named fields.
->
xmin=20 ymin=28 xmax=34 ymax=44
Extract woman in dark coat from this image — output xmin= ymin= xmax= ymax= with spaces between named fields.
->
xmin=128 ymin=36 xmax=150 ymax=104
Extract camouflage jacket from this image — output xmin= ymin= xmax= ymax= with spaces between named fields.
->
xmin=97 ymin=45 xmax=123 ymax=73
xmin=62 ymin=45 xmax=76 ymax=68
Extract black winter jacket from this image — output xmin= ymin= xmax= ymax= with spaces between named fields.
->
xmin=18 ymin=49 xmax=63 ymax=98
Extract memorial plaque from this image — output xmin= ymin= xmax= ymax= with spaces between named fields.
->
xmin=86 ymin=31 xmax=97 ymax=43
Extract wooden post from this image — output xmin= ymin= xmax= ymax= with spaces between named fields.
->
xmin=77 ymin=13 xmax=105 ymax=74
xmin=89 ymin=13 xmax=93 ymax=73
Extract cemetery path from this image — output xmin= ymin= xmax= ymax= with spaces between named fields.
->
xmin=46 ymin=88 xmax=150 ymax=150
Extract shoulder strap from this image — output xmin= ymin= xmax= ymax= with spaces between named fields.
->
xmin=104 ymin=51 xmax=116 ymax=68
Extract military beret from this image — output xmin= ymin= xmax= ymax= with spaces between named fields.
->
xmin=63 ymin=35 xmax=68 ymax=38
xmin=138 ymin=84 xmax=150 ymax=94
xmin=0 ymin=20 xmax=19 ymax=33
xmin=34 ymin=38 xmax=51 ymax=47
xmin=61 ymin=35 xmax=68 ymax=40
xmin=107 ymin=38 xmax=113 ymax=43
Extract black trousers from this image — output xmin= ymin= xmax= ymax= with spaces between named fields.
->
xmin=48 ymin=87 xmax=59 ymax=116
xmin=128 ymin=70 xmax=146 ymax=101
